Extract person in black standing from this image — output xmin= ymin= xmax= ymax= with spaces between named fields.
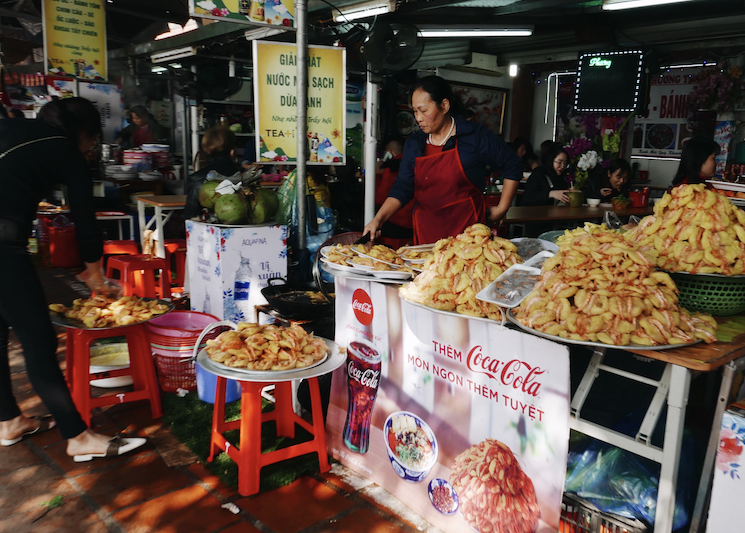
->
xmin=0 ymin=98 xmax=146 ymax=461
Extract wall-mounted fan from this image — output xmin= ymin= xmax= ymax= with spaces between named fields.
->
xmin=360 ymin=22 xmax=423 ymax=75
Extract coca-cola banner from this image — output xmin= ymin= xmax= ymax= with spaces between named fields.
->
xmin=327 ymin=277 xmax=570 ymax=533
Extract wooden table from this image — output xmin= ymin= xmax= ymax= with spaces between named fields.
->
xmin=504 ymin=204 xmax=654 ymax=224
xmin=136 ymin=195 xmax=186 ymax=258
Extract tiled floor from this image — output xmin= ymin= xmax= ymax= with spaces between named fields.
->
xmin=0 ymin=328 xmax=440 ymax=533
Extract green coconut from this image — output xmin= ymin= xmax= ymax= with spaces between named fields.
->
xmin=214 ymin=192 xmax=248 ymax=224
xmin=198 ymin=181 xmax=221 ymax=209
xmin=248 ymin=188 xmax=280 ymax=224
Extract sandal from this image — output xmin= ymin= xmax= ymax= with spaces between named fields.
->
xmin=0 ymin=415 xmax=56 ymax=446
xmin=72 ymin=435 xmax=147 ymax=463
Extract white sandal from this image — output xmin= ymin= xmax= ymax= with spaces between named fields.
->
xmin=73 ymin=435 xmax=147 ymax=463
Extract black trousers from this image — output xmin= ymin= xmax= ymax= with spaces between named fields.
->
xmin=0 ymin=242 xmax=87 ymax=439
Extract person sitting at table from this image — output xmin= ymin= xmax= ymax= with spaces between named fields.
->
xmin=115 ymin=105 xmax=165 ymax=149
xmin=583 ymin=158 xmax=632 ymax=201
xmin=183 ymin=126 xmax=241 ymax=219
xmin=511 ymin=137 xmax=539 ymax=171
xmin=672 ymin=136 xmax=719 ymax=187
xmin=521 ymin=145 xmax=571 ymax=206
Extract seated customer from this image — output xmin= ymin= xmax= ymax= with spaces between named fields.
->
xmin=522 ymin=145 xmax=571 ymax=206
xmin=511 ymin=137 xmax=539 ymax=171
xmin=583 ymin=158 xmax=631 ymax=202
xmin=183 ymin=126 xmax=241 ymax=219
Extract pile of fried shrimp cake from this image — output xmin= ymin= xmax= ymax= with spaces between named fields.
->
xmin=514 ymin=230 xmax=717 ymax=346
xmin=49 ymin=296 xmax=169 ymax=328
xmin=205 ymin=322 xmax=328 ymax=371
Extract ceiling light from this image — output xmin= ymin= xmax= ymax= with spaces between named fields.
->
xmin=151 ymin=46 xmax=197 ymax=63
xmin=244 ymin=27 xmax=287 ymax=40
xmin=333 ymin=0 xmax=394 ymax=23
xmin=509 ymin=64 xmax=518 ymax=77
xmin=661 ymin=62 xmax=709 ymax=69
xmin=416 ymin=25 xmax=533 ymax=38
xmin=602 ymin=0 xmax=695 ymax=11
xmin=151 ymin=66 xmax=167 ymax=73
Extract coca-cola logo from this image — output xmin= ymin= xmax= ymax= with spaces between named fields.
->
xmin=352 ymin=288 xmax=374 ymax=325
xmin=466 ymin=346 xmax=544 ymax=397
xmin=347 ymin=361 xmax=380 ymax=389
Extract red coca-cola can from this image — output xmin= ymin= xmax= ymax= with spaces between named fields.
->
xmin=343 ymin=339 xmax=382 ymax=454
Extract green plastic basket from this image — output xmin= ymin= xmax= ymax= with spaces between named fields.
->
xmin=670 ymin=272 xmax=745 ymax=316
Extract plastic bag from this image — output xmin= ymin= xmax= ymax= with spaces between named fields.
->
xmin=206 ymin=170 xmax=242 ymax=184
xmin=276 ymin=169 xmax=298 ymax=226
xmin=603 ymin=211 xmax=623 ymax=231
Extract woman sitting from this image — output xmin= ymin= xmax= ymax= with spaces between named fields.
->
xmin=672 ymin=136 xmax=719 ymax=187
xmin=583 ymin=158 xmax=631 ymax=201
xmin=522 ymin=145 xmax=571 ymax=206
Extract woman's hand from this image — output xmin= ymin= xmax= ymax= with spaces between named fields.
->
xmin=549 ymin=190 xmax=570 ymax=204
xmin=488 ymin=205 xmax=508 ymax=225
xmin=600 ymin=187 xmax=613 ymax=198
xmin=362 ymin=219 xmax=382 ymax=242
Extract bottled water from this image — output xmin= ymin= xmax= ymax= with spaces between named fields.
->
xmin=234 ymin=256 xmax=252 ymax=301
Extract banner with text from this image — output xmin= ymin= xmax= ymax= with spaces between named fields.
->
xmin=327 ymin=278 xmax=570 ymax=533
xmin=43 ymin=0 xmax=106 ymax=80
xmin=632 ymin=69 xmax=703 ymax=158
xmin=78 ymin=82 xmax=124 ymax=143
xmin=190 ymin=0 xmax=295 ymax=27
xmin=253 ymin=41 xmax=346 ymax=165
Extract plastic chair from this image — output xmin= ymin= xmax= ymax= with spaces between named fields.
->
xmin=65 ymin=324 xmax=163 ymax=426
xmin=102 ymin=240 xmax=140 ymax=271
xmin=208 ymin=377 xmax=330 ymax=496
xmin=164 ymin=238 xmax=187 ymax=288
xmin=106 ymin=255 xmax=170 ymax=299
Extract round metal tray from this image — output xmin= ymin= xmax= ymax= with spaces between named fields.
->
xmin=505 ymin=309 xmax=700 ymax=351
xmin=196 ymin=337 xmax=345 ymax=382
xmin=50 ymin=297 xmax=175 ymax=330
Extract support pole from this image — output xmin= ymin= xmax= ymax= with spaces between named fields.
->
xmin=295 ymin=0 xmax=308 ymax=250
xmin=190 ymin=65 xmax=200 ymax=171
xmin=180 ymin=93 xmax=191 ymax=173
xmin=364 ymin=70 xmax=378 ymax=224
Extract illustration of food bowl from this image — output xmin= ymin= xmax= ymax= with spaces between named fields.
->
xmin=383 ymin=411 xmax=438 ymax=482
xmin=428 ymin=478 xmax=459 ymax=515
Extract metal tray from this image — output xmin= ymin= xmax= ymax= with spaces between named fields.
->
xmin=505 ymin=309 xmax=700 ymax=351
xmin=400 ymin=294 xmax=506 ymax=326
xmin=196 ymin=337 xmax=345 ymax=382
xmin=50 ymin=297 xmax=175 ymax=330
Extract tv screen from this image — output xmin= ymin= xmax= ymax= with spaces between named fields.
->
xmin=574 ymin=50 xmax=645 ymax=113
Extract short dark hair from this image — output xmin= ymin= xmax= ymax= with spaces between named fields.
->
xmin=543 ymin=144 xmax=569 ymax=174
xmin=37 ymin=97 xmax=101 ymax=140
xmin=607 ymin=158 xmax=631 ymax=177
xmin=413 ymin=75 xmax=464 ymax=115
xmin=384 ymin=135 xmax=405 ymax=154
xmin=540 ymin=140 xmax=556 ymax=154
xmin=673 ymin=136 xmax=720 ymax=185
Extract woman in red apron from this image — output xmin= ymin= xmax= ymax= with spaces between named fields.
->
xmin=364 ymin=76 xmax=524 ymax=244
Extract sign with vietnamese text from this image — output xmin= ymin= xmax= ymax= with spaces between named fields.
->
xmin=42 ymin=0 xmax=106 ymax=80
xmin=327 ymin=278 xmax=570 ymax=533
xmin=253 ymin=41 xmax=346 ymax=165
xmin=78 ymin=82 xmax=124 ymax=144
xmin=190 ymin=0 xmax=295 ymax=27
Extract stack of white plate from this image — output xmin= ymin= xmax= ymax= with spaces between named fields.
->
xmin=105 ymin=165 xmax=138 ymax=180
xmin=139 ymin=171 xmax=162 ymax=181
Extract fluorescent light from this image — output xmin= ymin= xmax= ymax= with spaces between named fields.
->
xmin=333 ymin=0 xmax=394 ymax=23
xmin=151 ymin=66 xmax=167 ymax=73
xmin=417 ymin=26 xmax=533 ymax=38
xmin=509 ymin=64 xmax=518 ymax=77
xmin=603 ymin=0 xmax=694 ymax=11
xmin=661 ymin=62 xmax=709 ymax=69
xmin=151 ymin=46 xmax=197 ymax=63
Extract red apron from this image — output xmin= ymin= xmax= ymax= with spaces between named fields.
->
xmin=412 ymin=141 xmax=485 ymax=244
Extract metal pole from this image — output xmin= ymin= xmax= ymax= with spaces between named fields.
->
xmin=295 ymin=0 xmax=308 ymax=250
xmin=181 ymin=94 xmax=191 ymax=173
xmin=364 ymin=70 xmax=377 ymax=224
xmin=190 ymin=65 xmax=200 ymax=171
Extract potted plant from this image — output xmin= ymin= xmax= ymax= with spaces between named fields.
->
xmin=612 ymin=194 xmax=630 ymax=209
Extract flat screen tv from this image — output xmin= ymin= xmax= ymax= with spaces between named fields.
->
xmin=574 ymin=50 xmax=645 ymax=113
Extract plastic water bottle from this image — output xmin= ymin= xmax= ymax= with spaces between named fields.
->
xmin=234 ymin=256 xmax=252 ymax=301
xmin=203 ymin=293 xmax=211 ymax=315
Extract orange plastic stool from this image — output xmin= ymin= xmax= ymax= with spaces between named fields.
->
xmin=102 ymin=240 xmax=140 ymax=271
xmin=208 ymin=378 xmax=330 ymax=496
xmin=164 ymin=238 xmax=187 ymax=288
xmin=106 ymin=255 xmax=170 ymax=299
xmin=65 ymin=324 xmax=163 ymax=426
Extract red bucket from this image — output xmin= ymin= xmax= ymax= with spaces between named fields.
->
xmin=629 ymin=188 xmax=649 ymax=208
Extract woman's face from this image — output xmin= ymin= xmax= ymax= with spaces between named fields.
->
xmin=516 ymin=145 xmax=527 ymax=158
xmin=131 ymin=112 xmax=145 ymax=127
xmin=553 ymin=153 xmax=569 ymax=175
xmin=700 ymin=152 xmax=717 ymax=178
xmin=608 ymin=169 xmax=629 ymax=191
xmin=411 ymin=88 xmax=450 ymax=135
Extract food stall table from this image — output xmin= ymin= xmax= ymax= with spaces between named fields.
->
xmin=503 ymin=205 xmax=654 ymax=224
xmin=136 ymin=195 xmax=186 ymax=259
xmin=196 ymin=338 xmax=344 ymax=496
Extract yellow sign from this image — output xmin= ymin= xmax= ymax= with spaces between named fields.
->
xmin=190 ymin=0 xmax=295 ymax=27
xmin=253 ymin=41 xmax=346 ymax=165
xmin=43 ymin=0 xmax=107 ymax=80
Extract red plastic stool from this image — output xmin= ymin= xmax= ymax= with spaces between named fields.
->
xmin=106 ymin=255 xmax=170 ymax=299
xmin=208 ymin=378 xmax=330 ymax=496
xmin=164 ymin=239 xmax=187 ymax=288
xmin=102 ymin=240 xmax=140 ymax=271
xmin=65 ymin=324 xmax=163 ymax=427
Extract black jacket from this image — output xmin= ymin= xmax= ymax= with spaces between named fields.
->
xmin=522 ymin=166 xmax=568 ymax=206
xmin=183 ymin=153 xmax=242 ymax=218
xmin=582 ymin=170 xmax=631 ymax=200
xmin=0 ymin=119 xmax=102 ymax=261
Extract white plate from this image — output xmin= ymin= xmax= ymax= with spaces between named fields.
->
xmin=346 ymin=259 xmax=375 ymax=272
xmin=731 ymin=198 xmax=745 ymax=207
xmin=398 ymin=244 xmax=435 ymax=251
xmin=320 ymin=263 xmax=380 ymax=282
xmin=371 ymin=270 xmax=413 ymax=281
xmin=139 ymin=172 xmax=162 ymax=181
xmin=320 ymin=245 xmax=355 ymax=258
xmin=400 ymin=294 xmax=506 ymax=325
xmin=321 ymin=258 xmax=363 ymax=273
xmin=505 ymin=309 xmax=700 ymax=351
xmin=706 ymin=180 xmax=745 ymax=193
xmin=476 ymin=264 xmax=541 ymax=309
xmin=356 ymin=250 xmax=405 ymax=269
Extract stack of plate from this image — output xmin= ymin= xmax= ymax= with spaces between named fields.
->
xmin=139 ymin=171 xmax=162 ymax=181
xmin=122 ymin=149 xmax=153 ymax=170
xmin=105 ymin=165 xmax=138 ymax=180
xmin=141 ymin=144 xmax=172 ymax=171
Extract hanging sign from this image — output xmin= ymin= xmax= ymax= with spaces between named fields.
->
xmin=327 ymin=277 xmax=571 ymax=533
xmin=42 ymin=0 xmax=106 ymax=80
xmin=189 ymin=0 xmax=295 ymax=27
xmin=253 ymin=41 xmax=346 ymax=165
xmin=78 ymin=82 xmax=124 ymax=143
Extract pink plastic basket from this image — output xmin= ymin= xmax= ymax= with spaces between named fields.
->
xmin=146 ymin=311 xmax=219 ymax=338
